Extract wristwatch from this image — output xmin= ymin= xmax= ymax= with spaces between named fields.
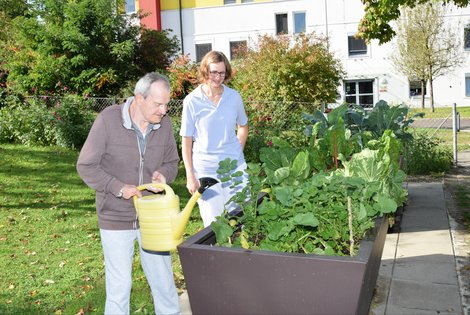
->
xmin=117 ymin=188 xmax=124 ymax=198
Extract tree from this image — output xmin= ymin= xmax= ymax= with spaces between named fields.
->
xmin=358 ymin=0 xmax=469 ymax=44
xmin=231 ymin=33 xmax=344 ymax=104
xmin=390 ymin=2 xmax=463 ymax=111
xmin=2 ymin=0 xmax=179 ymax=96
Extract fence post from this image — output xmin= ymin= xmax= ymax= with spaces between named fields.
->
xmin=452 ymin=102 xmax=458 ymax=166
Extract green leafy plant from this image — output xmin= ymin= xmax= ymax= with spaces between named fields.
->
xmin=404 ymin=129 xmax=453 ymax=175
xmin=211 ymin=127 xmax=406 ymax=256
xmin=0 ymin=94 xmax=95 ymax=149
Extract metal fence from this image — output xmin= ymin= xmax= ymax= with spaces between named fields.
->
xmin=25 ymin=95 xmax=322 ymax=126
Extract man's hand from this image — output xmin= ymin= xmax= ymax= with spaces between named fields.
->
xmin=120 ymin=185 xmax=142 ymax=199
xmin=148 ymin=171 xmax=166 ymax=193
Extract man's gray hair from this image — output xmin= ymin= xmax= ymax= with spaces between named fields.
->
xmin=134 ymin=72 xmax=170 ymax=98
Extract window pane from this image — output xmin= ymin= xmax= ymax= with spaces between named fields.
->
xmin=276 ymin=14 xmax=288 ymax=35
xmin=358 ymin=81 xmax=373 ymax=93
xmin=409 ymin=80 xmax=423 ymax=96
xmin=294 ymin=12 xmax=306 ymax=34
xmin=196 ymin=44 xmax=212 ymax=62
xmin=345 ymin=96 xmax=357 ymax=104
xmin=348 ymin=36 xmax=367 ymax=56
xmin=125 ymin=0 xmax=135 ymax=13
xmin=466 ymin=76 xmax=470 ymax=97
xmin=359 ymin=95 xmax=374 ymax=107
xmin=465 ymin=27 xmax=470 ymax=49
xmin=230 ymin=40 xmax=246 ymax=60
xmin=345 ymin=82 xmax=356 ymax=95
xmin=224 ymin=0 xmax=236 ymax=4
xmin=241 ymin=0 xmax=253 ymax=2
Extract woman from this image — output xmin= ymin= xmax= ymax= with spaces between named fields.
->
xmin=180 ymin=50 xmax=249 ymax=227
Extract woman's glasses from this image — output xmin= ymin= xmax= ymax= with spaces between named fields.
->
xmin=209 ymin=71 xmax=226 ymax=78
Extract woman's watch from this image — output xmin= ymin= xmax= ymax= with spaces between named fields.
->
xmin=117 ymin=188 xmax=124 ymax=198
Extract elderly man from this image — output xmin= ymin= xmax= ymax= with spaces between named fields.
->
xmin=77 ymin=72 xmax=180 ymax=315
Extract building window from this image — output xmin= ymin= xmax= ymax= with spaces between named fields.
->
xmin=348 ymin=35 xmax=367 ymax=56
xmin=344 ymin=80 xmax=374 ymax=107
xmin=409 ymin=80 xmax=426 ymax=96
xmin=125 ymin=0 xmax=136 ymax=13
xmin=276 ymin=13 xmax=288 ymax=35
xmin=465 ymin=74 xmax=470 ymax=97
xmin=465 ymin=27 xmax=470 ymax=50
xmin=196 ymin=43 xmax=212 ymax=63
xmin=294 ymin=12 xmax=306 ymax=34
xmin=224 ymin=0 xmax=236 ymax=4
xmin=241 ymin=0 xmax=253 ymax=2
xmin=230 ymin=40 xmax=247 ymax=60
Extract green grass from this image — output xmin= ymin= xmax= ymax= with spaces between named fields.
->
xmin=456 ymin=185 xmax=470 ymax=233
xmin=409 ymin=105 xmax=470 ymax=118
xmin=0 ymin=143 xmax=201 ymax=314
xmin=413 ymin=128 xmax=470 ymax=152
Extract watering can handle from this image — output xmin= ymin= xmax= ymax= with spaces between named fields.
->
xmin=134 ymin=183 xmax=175 ymax=198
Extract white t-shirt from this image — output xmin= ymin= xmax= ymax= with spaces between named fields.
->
xmin=180 ymin=84 xmax=248 ymax=177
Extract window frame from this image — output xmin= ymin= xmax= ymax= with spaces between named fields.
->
xmin=229 ymin=40 xmax=247 ymax=60
xmin=347 ymin=35 xmax=368 ymax=57
xmin=343 ymin=79 xmax=375 ymax=108
xmin=293 ymin=11 xmax=306 ymax=34
xmin=125 ymin=0 xmax=136 ymax=13
xmin=195 ymin=43 xmax=213 ymax=63
xmin=409 ymin=80 xmax=426 ymax=97
xmin=464 ymin=26 xmax=470 ymax=50
xmin=275 ymin=13 xmax=288 ymax=35
xmin=465 ymin=73 xmax=470 ymax=97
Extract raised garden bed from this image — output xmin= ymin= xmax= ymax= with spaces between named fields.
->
xmin=178 ymin=215 xmax=388 ymax=315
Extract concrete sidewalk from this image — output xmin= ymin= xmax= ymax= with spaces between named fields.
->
xmin=370 ymin=182 xmax=463 ymax=314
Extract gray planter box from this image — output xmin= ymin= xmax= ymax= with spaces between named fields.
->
xmin=178 ymin=216 xmax=388 ymax=315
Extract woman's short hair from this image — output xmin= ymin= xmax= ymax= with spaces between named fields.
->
xmin=134 ymin=72 xmax=170 ymax=98
xmin=198 ymin=51 xmax=232 ymax=83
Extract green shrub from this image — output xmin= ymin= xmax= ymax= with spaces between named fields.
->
xmin=0 ymin=97 xmax=55 ymax=146
xmin=50 ymin=95 xmax=95 ymax=149
xmin=0 ymin=94 xmax=95 ymax=149
xmin=404 ymin=130 xmax=453 ymax=175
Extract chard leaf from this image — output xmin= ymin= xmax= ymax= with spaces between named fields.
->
xmin=272 ymin=186 xmax=293 ymax=206
xmin=211 ymin=219 xmax=234 ymax=245
xmin=291 ymin=151 xmax=310 ymax=180
xmin=293 ymin=213 xmax=319 ymax=227
xmin=268 ymin=221 xmax=294 ymax=241
xmin=373 ymin=195 xmax=397 ymax=214
xmin=273 ymin=167 xmax=290 ymax=184
xmin=358 ymin=203 xmax=367 ymax=220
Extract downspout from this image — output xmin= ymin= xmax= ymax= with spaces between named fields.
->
xmin=156 ymin=0 xmax=162 ymax=30
xmin=179 ymin=0 xmax=184 ymax=54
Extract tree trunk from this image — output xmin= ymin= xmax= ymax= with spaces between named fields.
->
xmin=430 ymin=77 xmax=435 ymax=113
xmin=421 ymin=79 xmax=426 ymax=109
xmin=430 ymin=65 xmax=435 ymax=113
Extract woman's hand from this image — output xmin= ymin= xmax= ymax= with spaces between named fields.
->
xmin=186 ymin=173 xmax=200 ymax=195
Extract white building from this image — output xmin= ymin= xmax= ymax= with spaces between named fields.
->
xmin=130 ymin=0 xmax=470 ymax=107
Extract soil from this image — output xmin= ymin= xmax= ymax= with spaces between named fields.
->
xmin=443 ymin=161 xmax=470 ymax=314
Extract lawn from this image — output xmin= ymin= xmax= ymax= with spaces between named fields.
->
xmin=0 ymin=143 xmax=200 ymax=314
xmin=409 ymin=105 xmax=470 ymax=118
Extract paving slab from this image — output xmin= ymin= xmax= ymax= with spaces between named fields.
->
xmin=370 ymin=182 xmax=463 ymax=315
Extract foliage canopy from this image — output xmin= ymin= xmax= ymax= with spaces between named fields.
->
xmin=0 ymin=0 xmax=179 ymax=96
xmin=358 ymin=0 xmax=469 ymax=44
xmin=230 ymin=33 xmax=344 ymax=104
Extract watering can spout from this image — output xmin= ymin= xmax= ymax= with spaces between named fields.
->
xmin=171 ymin=177 xmax=218 ymax=241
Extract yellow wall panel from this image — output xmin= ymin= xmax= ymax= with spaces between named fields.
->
xmin=161 ymin=0 xmax=272 ymax=11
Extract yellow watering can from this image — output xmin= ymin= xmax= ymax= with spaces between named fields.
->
xmin=133 ymin=177 xmax=218 ymax=253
